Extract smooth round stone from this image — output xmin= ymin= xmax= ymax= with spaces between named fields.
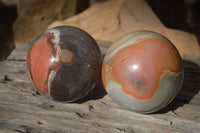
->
xmin=102 ymin=31 xmax=184 ymax=113
xmin=27 ymin=26 xmax=102 ymax=102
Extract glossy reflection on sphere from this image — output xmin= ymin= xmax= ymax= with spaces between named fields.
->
xmin=102 ymin=31 xmax=184 ymax=113
xmin=27 ymin=26 xmax=102 ymax=102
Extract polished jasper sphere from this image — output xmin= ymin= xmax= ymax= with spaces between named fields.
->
xmin=27 ymin=26 xmax=102 ymax=102
xmin=102 ymin=31 xmax=184 ymax=113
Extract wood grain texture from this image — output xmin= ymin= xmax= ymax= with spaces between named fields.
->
xmin=0 ymin=40 xmax=200 ymax=133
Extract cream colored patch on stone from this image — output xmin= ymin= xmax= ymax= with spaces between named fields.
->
xmin=59 ymin=49 xmax=74 ymax=64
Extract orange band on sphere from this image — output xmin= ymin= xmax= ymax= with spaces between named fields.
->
xmin=104 ymin=38 xmax=182 ymax=99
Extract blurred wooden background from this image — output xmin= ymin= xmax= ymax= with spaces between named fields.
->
xmin=0 ymin=0 xmax=200 ymax=60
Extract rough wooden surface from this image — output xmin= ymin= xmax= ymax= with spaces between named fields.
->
xmin=0 ymin=40 xmax=200 ymax=133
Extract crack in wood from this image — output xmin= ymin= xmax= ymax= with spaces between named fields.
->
xmin=37 ymin=121 xmax=43 ymax=125
xmin=88 ymin=105 xmax=94 ymax=112
xmin=4 ymin=75 xmax=12 ymax=82
xmin=117 ymin=127 xmax=135 ymax=133
xmin=75 ymin=112 xmax=85 ymax=118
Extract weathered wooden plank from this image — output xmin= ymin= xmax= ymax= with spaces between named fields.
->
xmin=0 ymin=41 xmax=200 ymax=133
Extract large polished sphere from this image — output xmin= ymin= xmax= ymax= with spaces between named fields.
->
xmin=102 ymin=31 xmax=184 ymax=113
xmin=27 ymin=26 xmax=102 ymax=102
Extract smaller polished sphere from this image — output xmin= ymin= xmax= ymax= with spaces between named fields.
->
xmin=27 ymin=26 xmax=102 ymax=102
xmin=102 ymin=31 xmax=184 ymax=113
